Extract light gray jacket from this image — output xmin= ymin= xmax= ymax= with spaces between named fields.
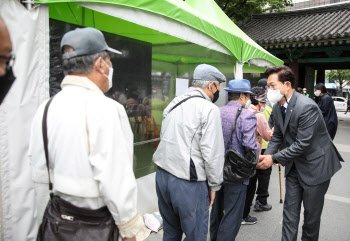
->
xmin=153 ymin=87 xmax=225 ymax=191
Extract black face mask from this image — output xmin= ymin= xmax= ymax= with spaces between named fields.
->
xmin=0 ymin=66 xmax=16 ymax=105
xmin=212 ymin=84 xmax=219 ymax=103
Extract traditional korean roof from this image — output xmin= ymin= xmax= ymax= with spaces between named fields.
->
xmin=238 ymin=2 xmax=350 ymax=45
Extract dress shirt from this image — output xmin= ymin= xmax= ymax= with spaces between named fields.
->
xmin=283 ymin=92 xmax=293 ymax=109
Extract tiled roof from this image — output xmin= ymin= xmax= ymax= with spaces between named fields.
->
xmin=238 ymin=3 xmax=350 ymax=45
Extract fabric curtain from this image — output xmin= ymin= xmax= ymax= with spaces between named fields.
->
xmin=0 ymin=1 xmax=49 ymax=240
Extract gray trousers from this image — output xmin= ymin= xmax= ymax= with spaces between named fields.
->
xmin=282 ymin=166 xmax=330 ymax=241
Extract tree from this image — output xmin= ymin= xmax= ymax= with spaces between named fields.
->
xmin=215 ymin=0 xmax=293 ymax=23
xmin=326 ymin=70 xmax=350 ymax=95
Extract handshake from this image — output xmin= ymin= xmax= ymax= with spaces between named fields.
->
xmin=256 ymin=155 xmax=274 ymax=170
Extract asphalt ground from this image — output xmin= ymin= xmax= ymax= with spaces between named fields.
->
xmin=146 ymin=111 xmax=350 ymax=241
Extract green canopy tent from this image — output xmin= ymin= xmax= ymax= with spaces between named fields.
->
xmin=34 ymin=0 xmax=282 ymax=180
xmin=36 ymin=0 xmax=282 ymax=74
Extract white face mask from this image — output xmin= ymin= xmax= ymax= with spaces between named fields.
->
xmin=245 ymin=99 xmax=251 ymax=109
xmin=314 ymin=90 xmax=321 ymax=97
xmin=102 ymin=59 xmax=114 ymax=90
xmin=241 ymin=95 xmax=251 ymax=109
xmin=260 ymin=106 xmax=266 ymax=112
xmin=267 ymin=83 xmax=286 ymax=104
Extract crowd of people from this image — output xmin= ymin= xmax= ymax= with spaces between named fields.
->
xmin=0 ymin=18 xmax=345 ymax=241
xmin=154 ymin=63 xmax=343 ymax=241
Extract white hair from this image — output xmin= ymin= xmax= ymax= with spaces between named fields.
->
xmin=62 ymin=49 xmax=108 ymax=76
xmin=191 ymin=79 xmax=220 ymax=88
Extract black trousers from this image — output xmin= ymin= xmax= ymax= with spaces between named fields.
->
xmin=345 ymin=106 xmax=350 ymax=114
xmin=282 ymin=166 xmax=330 ymax=241
xmin=243 ymin=149 xmax=272 ymax=218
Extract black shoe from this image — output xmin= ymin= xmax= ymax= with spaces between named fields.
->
xmin=254 ymin=200 xmax=272 ymax=211
xmin=241 ymin=215 xmax=257 ymax=225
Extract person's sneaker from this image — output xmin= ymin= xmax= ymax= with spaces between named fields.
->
xmin=254 ymin=200 xmax=272 ymax=211
xmin=241 ymin=215 xmax=257 ymax=225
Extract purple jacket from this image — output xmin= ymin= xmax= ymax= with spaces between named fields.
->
xmin=220 ymin=101 xmax=259 ymax=184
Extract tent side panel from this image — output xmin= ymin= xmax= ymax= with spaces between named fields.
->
xmin=0 ymin=1 xmax=49 ymax=240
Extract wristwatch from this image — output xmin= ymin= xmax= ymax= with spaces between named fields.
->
xmin=272 ymin=154 xmax=279 ymax=164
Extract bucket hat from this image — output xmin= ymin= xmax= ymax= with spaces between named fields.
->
xmin=224 ymin=79 xmax=254 ymax=94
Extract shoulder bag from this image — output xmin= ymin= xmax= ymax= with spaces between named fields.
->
xmin=223 ymin=106 xmax=259 ymax=183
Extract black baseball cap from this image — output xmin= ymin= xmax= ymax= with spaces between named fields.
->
xmin=60 ymin=27 xmax=121 ymax=60
xmin=257 ymin=78 xmax=267 ymax=88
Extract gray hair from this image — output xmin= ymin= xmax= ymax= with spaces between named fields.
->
xmin=62 ymin=50 xmax=108 ymax=76
xmin=191 ymin=79 xmax=220 ymax=88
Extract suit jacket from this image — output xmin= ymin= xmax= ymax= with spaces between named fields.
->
xmin=265 ymin=91 xmax=343 ymax=186
xmin=318 ymin=93 xmax=338 ymax=140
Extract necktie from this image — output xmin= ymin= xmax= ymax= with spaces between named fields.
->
xmin=281 ymin=106 xmax=286 ymax=120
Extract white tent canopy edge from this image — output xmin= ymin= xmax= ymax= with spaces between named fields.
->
xmin=78 ymin=2 xmax=276 ymax=72
xmin=78 ymin=2 xmax=232 ymax=55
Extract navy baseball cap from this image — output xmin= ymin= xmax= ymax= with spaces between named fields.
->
xmin=60 ymin=27 xmax=121 ymax=60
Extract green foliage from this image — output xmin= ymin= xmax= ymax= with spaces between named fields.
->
xmin=326 ymin=70 xmax=350 ymax=91
xmin=215 ymin=0 xmax=293 ymax=22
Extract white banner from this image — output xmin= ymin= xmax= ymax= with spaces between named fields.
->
xmin=0 ymin=1 xmax=49 ymax=240
xmin=175 ymin=78 xmax=189 ymax=96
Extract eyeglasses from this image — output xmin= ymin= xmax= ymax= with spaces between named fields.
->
xmin=0 ymin=53 xmax=15 ymax=71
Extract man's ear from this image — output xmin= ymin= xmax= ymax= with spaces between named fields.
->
xmin=286 ymin=81 xmax=292 ymax=90
xmin=209 ymin=81 xmax=215 ymax=90
xmin=94 ymin=57 xmax=104 ymax=74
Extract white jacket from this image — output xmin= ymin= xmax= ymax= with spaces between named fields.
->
xmin=29 ymin=75 xmax=147 ymax=239
xmin=153 ymin=87 xmax=225 ymax=191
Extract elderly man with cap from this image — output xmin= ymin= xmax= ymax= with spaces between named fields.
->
xmin=29 ymin=28 xmax=147 ymax=240
xmin=153 ymin=64 xmax=226 ymax=241
xmin=210 ymin=79 xmax=259 ymax=241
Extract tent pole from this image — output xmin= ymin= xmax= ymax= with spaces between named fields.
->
xmin=21 ymin=0 xmax=33 ymax=10
xmin=233 ymin=61 xmax=244 ymax=79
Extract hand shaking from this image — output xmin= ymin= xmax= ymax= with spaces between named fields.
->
xmin=256 ymin=155 xmax=274 ymax=170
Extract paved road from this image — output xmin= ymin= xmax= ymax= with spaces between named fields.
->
xmin=146 ymin=111 xmax=350 ymax=241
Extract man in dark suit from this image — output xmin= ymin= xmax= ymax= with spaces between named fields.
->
xmin=314 ymin=83 xmax=338 ymax=140
xmin=257 ymin=65 xmax=343 ymax=241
